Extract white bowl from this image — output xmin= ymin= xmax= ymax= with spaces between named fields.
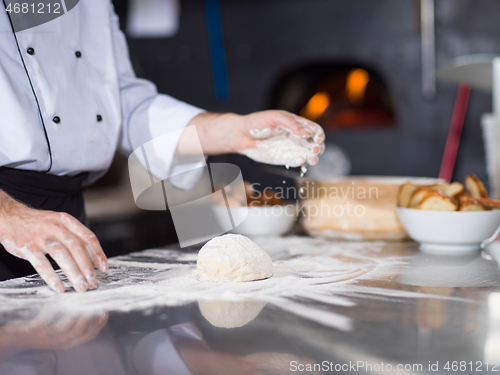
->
xmin=397 ymin=207 xmax=500 ymax=254
xmin=214 ymin=204 xmax=298 ymax=237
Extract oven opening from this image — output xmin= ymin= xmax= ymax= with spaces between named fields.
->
xmin=270 ymin=63 xmax=396 ymax=130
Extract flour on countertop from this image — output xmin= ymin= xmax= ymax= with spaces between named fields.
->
xmin=0 ymin=236 xmax=474 ymax=331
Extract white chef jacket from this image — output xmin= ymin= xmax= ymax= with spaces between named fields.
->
xmin=0 ymin=0 xmax=204 ymax=185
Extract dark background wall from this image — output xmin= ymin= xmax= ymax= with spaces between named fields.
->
xmin=111 ymin=0 xmax=500 ymax=187
xmin=89 ymin=0 xmax=500 ymax=254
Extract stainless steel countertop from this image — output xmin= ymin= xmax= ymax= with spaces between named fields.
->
xmin=1 ymin=236 xmax=500 ymax=374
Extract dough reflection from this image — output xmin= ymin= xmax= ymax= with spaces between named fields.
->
xmin=198 ymin=300 xmax=267 ymax=328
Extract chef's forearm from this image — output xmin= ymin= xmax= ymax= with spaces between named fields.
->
xmin=175 ymin=112 xmax=242 ymax=156
xmin=0 ymin=189 xmax=20 ymax=211
xmin=0 ymin=190 xmax=26 ymax=243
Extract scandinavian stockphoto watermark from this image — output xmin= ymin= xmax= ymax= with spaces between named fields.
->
xmin=3 ymin=0 xmax=79 ymax=32
xmin=247 ymin=182 xmax=378 ymax=219
xmin=249 ymin=181 xmax=379 ymax=201
xmin=128 ymin=126 xmax=248 ymax=248
xmin=128 ymin=127 xmax=379 ymax=246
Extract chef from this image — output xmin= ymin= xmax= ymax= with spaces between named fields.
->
xmin=0 ymin=1 xmax=325 ymax=292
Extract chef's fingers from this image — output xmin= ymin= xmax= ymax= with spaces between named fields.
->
xmin=297 ymin=117 xmax=325 ymax=144
xmin=57 ymin=228 xmax=97 ymax=289
xmin=304 ymin=142 xmax=323 ymax=166
xmin=295 ymin=136 xmax=325 ymax=155
xmin=320 ymin=142 xmax=325 ymax=154
xmin=26 ymin=253 xmax=66 ymax=293
xmin=45 ymin=241 xmax=88 ymax=293
xmin=315 ymin=142 xmax=325 ymax=156
xmin=58 ymin=212 xmax=108 ymax=272
xmin=307 ymin=155 xmax=319 ymax=165
xmin=287 ymin=155 xmax=307 ymax=167
xmin=272 ymin=111 xmax=313 ymax=137
xmin=86 ymin=235 xmax=108 ymax=273
xmin=293 ymin=115 xmax=325 ymax=144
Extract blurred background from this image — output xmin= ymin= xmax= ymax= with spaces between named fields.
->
xmin=86 ymin=0 xmax=500 ymax=255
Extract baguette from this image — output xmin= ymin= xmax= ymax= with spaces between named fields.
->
xmin=458 ymin=196 xmax=486 ymax=211
xmin=416 ymin=191 xmax=458 ymax=211
xmin=433 ymin=183 xmax=451 ymax=194
xmin=465 ymin=174 xmax=488 ymax=199
xmin=397 ymin=183 xmax=420 ymax=208
xmin=471 ymin=197 xmax=500 ymax=209
xmin=409 ymin=187 xmax=436 ymax=208
xmin=445 ymin=181 xmax=465 ymax=199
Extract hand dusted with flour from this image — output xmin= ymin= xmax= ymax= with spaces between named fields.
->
xmin=182 ymin=111 xmax=325 ymax=168
xmin=0 ymin=190 xmax=108 ymax=293
xmin=197 ymin=234 xmax=273 ymax=282
xmin=242 ymin=133 xmax=320 ymax=168
xmin=241 ymin=112 xmax=325 ymax=167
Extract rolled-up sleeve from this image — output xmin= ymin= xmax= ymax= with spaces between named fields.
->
xmin=110 ymin=5 xmax=205 ymax=186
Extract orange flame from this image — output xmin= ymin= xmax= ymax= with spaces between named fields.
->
xmin=346 ymin=68 xmax=370 ymax=105
xmin=300 ymin=91 xmax=330 ymax=121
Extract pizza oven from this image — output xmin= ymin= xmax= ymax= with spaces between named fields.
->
xmin=271 ymin=63 xmax=396 ymax=130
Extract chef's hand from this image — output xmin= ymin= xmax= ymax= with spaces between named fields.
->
xmin=0 ymin=190 xmax=108 ymax=293
xmin=177 ymin=110 xmax=325 ymax=167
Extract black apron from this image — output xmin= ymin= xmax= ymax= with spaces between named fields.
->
xmin=0 ymin=167 xmax=88 ymax=281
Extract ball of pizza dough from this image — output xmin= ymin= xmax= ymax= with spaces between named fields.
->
xmin=197 ymin=234 xmax=273 ymax=282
